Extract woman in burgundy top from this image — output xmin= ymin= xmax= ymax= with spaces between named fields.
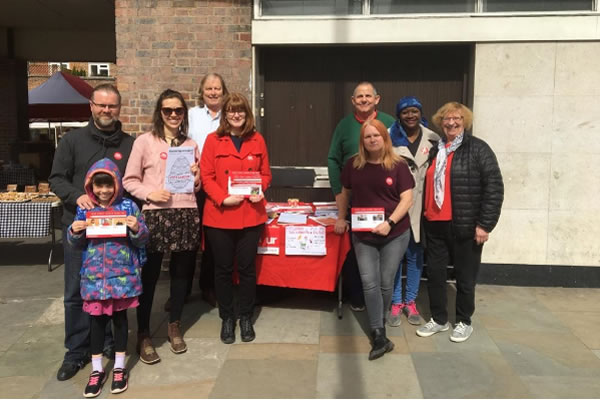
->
xmin=335 ymin=119 xmax=414 ymax=360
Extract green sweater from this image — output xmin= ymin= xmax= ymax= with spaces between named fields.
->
xmin=327 ymin=111 xmax=395 ymax=195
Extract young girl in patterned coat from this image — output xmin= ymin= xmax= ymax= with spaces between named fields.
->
xmin=68 ymin=158 xmax=149 ymax=398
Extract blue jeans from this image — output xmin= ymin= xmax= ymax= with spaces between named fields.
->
xmin=352 ymin=231 xmax=410 ymax=330
xmin=391 ymin=231 xmax=424 ymax=304
xmin=62 ymin=226 xmax=112 ymax=363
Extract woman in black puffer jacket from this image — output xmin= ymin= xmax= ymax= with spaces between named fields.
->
xmin=416 ymin=102 xmax=503 ymax=343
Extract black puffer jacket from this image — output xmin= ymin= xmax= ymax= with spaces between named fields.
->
xmin=427 ymin=133 xmax=504 ymax=239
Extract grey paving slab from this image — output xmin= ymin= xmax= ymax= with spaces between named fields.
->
xmin=0 ymin=375 xmax=48 ymax=398
xmin=128 ymin=338 xmax=229 ymax=386
xmin=0 ymin=297 xmax=57 ymax=352
xmin=40 ymin=374 xmax=89 ymax=399
xmin=251 ymin=305 xmax=321 ymax=344
xmin=316 ymin=352 xmax=422 ymax=399
xmin=520 ymin=375 xmax=600 ymax=398
xmin=475 ymin=285 xmax=540 ymax=313
xmin=553 ymin=310 xmax=600 ymax=349
xmin=320 ymin=305 xmax=371 ymax=337
xmin=594 ymin=350 xmax=600 ymax=360
xmin=209 ymin=359 xmax=317 ymax=398
xmin=0 ymin=338 xmax=64 ymax=378
xmin=535 ymin=287 xmax=600 ymax=313
xmin=490 ymin=328 xmax=600 ymax=377
xmin=411 ymin=351 xmax=531 ymax=398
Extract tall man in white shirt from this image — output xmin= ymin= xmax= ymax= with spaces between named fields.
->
xmin=187 ymin=73 xmax=229 ymax=307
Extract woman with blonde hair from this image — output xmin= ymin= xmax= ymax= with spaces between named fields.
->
xmin=416 ymin=102 xmax=503 ymax=343
xmin=334 ymin=118 xmax=413 ymax=360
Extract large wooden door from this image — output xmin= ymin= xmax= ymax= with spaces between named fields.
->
xmin=258 ymin=44 xmax=471 ymax=201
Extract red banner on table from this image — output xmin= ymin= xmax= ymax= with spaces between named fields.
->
xmin=257 ymin=222 xmax=281 ymax=255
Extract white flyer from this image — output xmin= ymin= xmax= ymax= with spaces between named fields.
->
xmin=165 ymin=147 xmax=195 ymax=193
xmin=285 ymin=225 xmax=326 ymax=256
xmin=351 ymin=207 xmax=385 ymax=231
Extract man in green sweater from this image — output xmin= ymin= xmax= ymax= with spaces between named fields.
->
xmin=328 ymin=82 xmax=396 ymax=310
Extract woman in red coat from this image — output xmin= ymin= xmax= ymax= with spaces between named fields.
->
xmin=200 ymin=92 xmax=272 ymax=344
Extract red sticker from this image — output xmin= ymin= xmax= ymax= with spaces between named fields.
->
xmin=386 ymin=177 xmax=393 ymax=186
xmin=114 ymin=152 xmax=123 ymax=160
xmin=160 ymin=152 xmax=168 ymax=160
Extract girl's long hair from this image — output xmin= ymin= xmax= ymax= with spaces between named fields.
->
xmin=353 ymin=119 xmax=402 ymax=170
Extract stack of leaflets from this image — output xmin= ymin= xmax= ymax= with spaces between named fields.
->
xmin=313 ymin=201 xmax=338 ymax=217
xmin=266 ymin=202 xmax=314 ymax=215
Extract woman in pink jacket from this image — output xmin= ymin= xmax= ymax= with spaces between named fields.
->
xmin=123 ymin=89 xmax=201 ymax=364
xmin=201 ymin=92 xmax=271 ymax=344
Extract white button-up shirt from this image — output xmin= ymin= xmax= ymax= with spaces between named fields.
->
xmin=188 ymin=105 xmax=221 ymax=153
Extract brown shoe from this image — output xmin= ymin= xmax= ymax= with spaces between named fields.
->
xmin=167 ymin=321 xmax=187 ymax=354
xmin=136 ymin=334 xmax=160 ymax=364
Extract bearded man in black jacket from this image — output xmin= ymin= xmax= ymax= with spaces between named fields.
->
xmin=49 ymin=84 xmax=135 ymax=381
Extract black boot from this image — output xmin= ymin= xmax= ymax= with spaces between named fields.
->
xmin=240 ymin=315 xmax=256 ymax=342
xmin=220 ymin=317 xmax=236 ymax=344
xmin=369 ymin=327 xmax=394 ymax=360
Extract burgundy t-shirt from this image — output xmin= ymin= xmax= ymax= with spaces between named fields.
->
xmin=341 ymin=156 xmax=414 ymax=244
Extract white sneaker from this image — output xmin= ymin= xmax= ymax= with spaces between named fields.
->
xmin=416 ymin=318 xmax=450 ymax=337
xmin=449 ymin=322 xmax=473 ymax=343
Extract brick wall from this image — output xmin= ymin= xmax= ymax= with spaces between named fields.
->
xmin=0 ymin=58 xmax=28 ymax=162
xmin=115 ymin=0 xmax=253 ymax=134
xmin=27 ymin=61 xmax=117 ymax=90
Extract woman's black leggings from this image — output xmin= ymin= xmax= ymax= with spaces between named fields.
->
xmin=90 ymin=310 xmax=128 ymax=354
xmin=137 ymin=250 xmax=196 ymax=332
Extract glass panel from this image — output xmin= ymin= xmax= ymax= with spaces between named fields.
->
xmin=484 ymin=0 xmax=593 ymax=12
xmin=372 ymin=0 xmax=476 ymax=14
xmin=261 ymin=0 xmax=362 ymax=16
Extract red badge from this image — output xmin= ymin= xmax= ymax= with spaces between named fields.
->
xmin=386 ymin=177 xmax=393 ymax=186
xmin=114 ymin=152 xmax=123 ymax=160
xmin=160 ymin=152 xmax=168 ymax=160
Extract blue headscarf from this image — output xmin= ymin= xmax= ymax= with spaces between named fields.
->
xmin=389 ymin=96 xmax=428 ymax=147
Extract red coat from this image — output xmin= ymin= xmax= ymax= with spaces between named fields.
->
xmin=200 ymin=131 xmax=272 ymax=229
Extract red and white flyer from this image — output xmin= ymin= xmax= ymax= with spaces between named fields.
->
xmin=257 ymin=222 xmax=281 ymax=255
xmin=228 ymin=171 xmax=262 ymax=197
xmin=351 ymin=207 xmax=385 ymax=231
xmin=85 ymin=210 xmax=127 ymax=238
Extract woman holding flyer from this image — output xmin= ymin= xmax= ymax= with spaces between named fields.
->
xmin=334 ymin=119 xmax=413 ymax=361
xmin=200 ymin=92 xmax=272 ymax=344
xmin=123 ymin=89 xmax=201 ymax=363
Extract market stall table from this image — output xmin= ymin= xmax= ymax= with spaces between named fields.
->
xmin=0 ymin=166 xmax=36 ymax=189
xmin=255 ymin=219 xmax=351 ymax=318
xmin=0 ymin=200 xmax=61 ymax=271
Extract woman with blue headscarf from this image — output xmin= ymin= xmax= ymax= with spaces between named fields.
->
xmin=388 ymin=96 xmax=439 ymax=327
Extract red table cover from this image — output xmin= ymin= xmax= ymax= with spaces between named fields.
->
xmin=255 ymin=221 xmax=350 ymax=292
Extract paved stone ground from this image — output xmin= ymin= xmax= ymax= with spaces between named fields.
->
xmin=1 ymin=236 xmax=600 ymax=398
